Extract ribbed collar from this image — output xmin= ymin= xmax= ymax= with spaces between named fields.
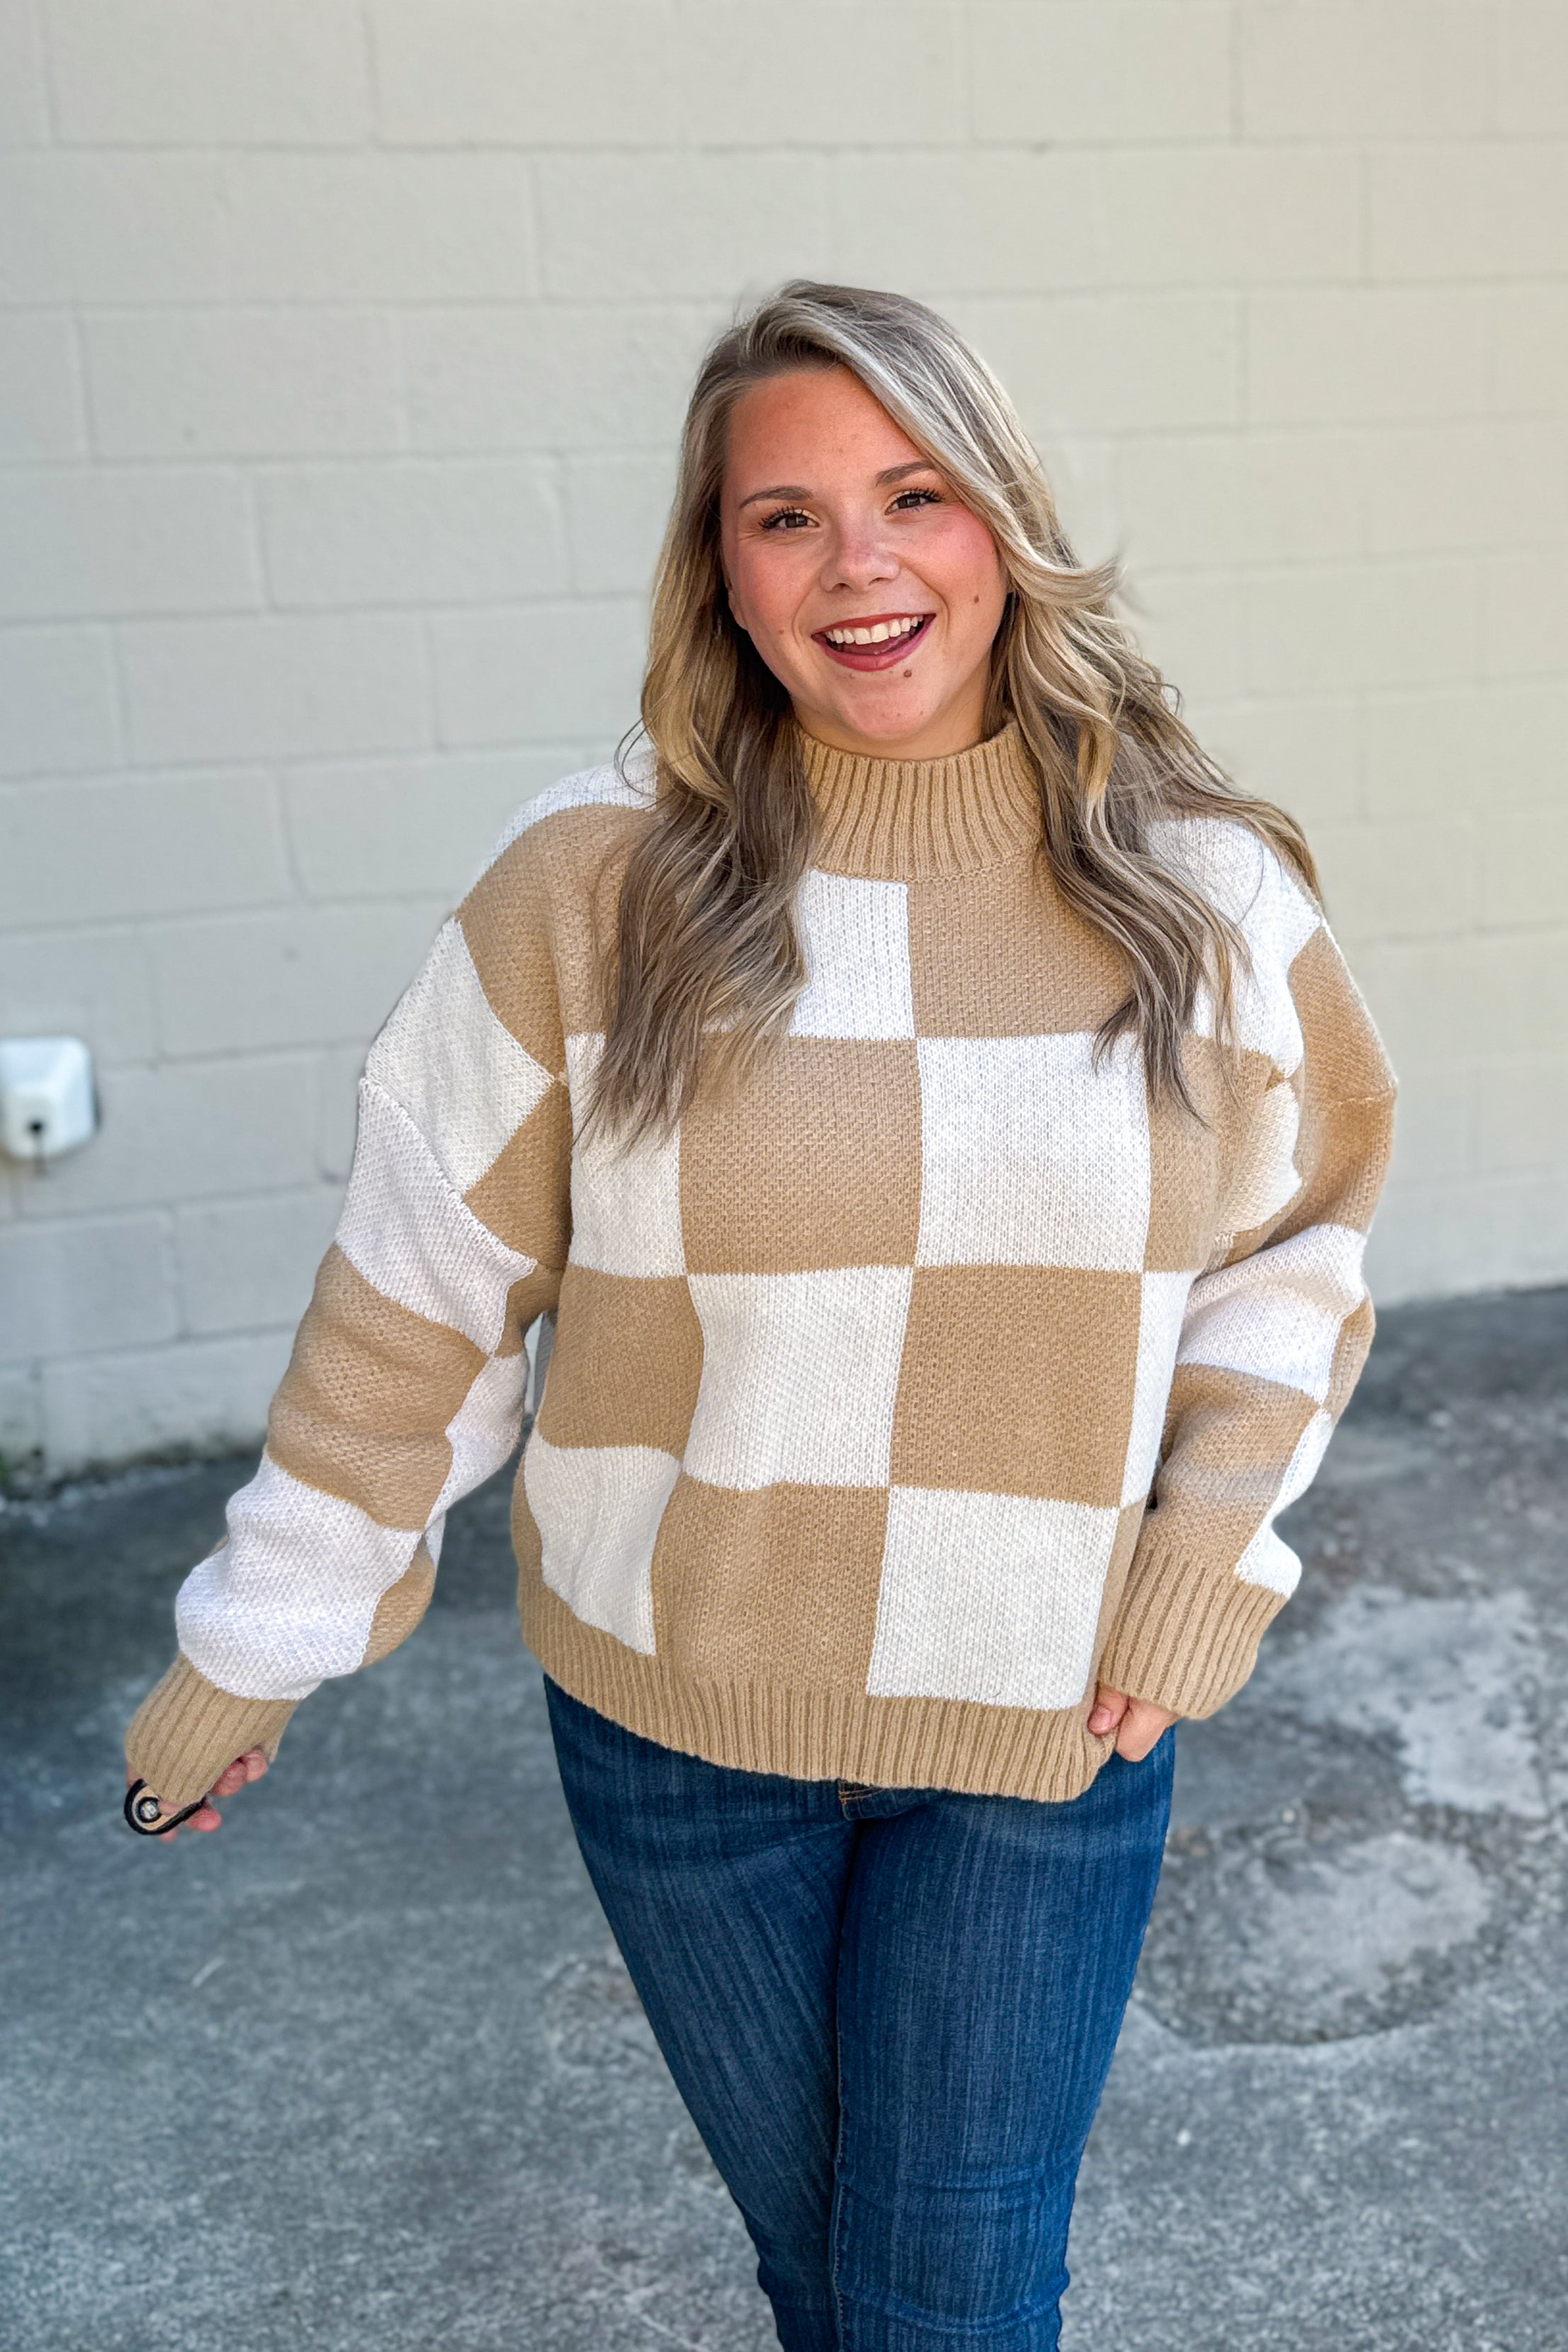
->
xmin=799 ymin=720 xmax=1040 ymax=879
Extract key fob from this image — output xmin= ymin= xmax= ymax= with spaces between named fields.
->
xmin=123 ymin=1778 xmax=209 ymax=1837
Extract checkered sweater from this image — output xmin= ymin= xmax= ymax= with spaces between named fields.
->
xmin=127 ymin=725 xmax=1395 ymax=1810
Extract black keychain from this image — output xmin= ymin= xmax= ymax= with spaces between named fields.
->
xmin=123 ymin=1778 xmax=209 ymax=1837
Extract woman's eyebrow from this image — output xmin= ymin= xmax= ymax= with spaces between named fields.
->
xmin=735 ymin=483 xmax=811 ymax=510
xmin=735 ymin=460 xmax=938 ymax=512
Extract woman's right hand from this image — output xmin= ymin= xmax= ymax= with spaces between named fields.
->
xmin=127 ymin=1747 xmax=270 ymax=1840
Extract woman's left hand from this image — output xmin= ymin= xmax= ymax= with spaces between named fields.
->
xmin=1087 ymin=1684 xmax=1178 ymax=1761
xmin=124 ymin=1748 xmax=269 ymax=1840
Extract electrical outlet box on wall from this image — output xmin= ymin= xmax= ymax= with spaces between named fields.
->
xmin=0 ymin=1037 xmax=98 ymax=1165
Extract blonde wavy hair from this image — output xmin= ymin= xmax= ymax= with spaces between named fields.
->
xmin=592 ymin=280 xmax=1314 ymax=1143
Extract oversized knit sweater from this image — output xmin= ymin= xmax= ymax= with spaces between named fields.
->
xmin=126 ymin=724 xmax=1395 ymax=1812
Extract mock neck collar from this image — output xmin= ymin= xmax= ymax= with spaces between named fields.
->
xmin=799 ymin=721 xmax=1039 ymax=879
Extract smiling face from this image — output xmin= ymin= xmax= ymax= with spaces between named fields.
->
xmin=720 ymin=365 xmax=1010 ymax=761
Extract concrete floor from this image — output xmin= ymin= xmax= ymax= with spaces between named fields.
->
xmin=3 ymin=1285 xmax=1566 ymax=2351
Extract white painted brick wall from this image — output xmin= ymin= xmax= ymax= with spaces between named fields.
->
xmin=1 ymin=0 xmax=1564 ymax=1474
xmin=0 ymin=770 xmax=291 ymax=925
xmin=972 ymin=4 xmax=1234 ymax=142
xmin=0 ymin=466 xmax=261 ymax=619
xmin=0 ymin=313 xmax=86 ymax=461
xmin=0 ymin=627 xmax=120 ymax=777
xmin=46 ymin=0 xmax=373 ymax=147
xmin=118 ymin=612 xmax=432 ymax=764
xmin=174 ymin=1188 xmax=344 ymax=1336
xmin=367 ymin=0 xmax=681 ymax=145
xmin=81 ymin=313 xmax=403 ymax=463
xmin=282 ymin=749 xmax=584 ymax=901
xmin=256 ymin=459 xmax=568 ymax=610
xmin=0 ymin=0 xmax=50 ymax=147
xmin=149 ymin=901 xmax=452 ymax=1057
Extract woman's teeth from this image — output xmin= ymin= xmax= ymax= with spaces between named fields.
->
xmin=823 ymin=616 xmax=927 ymax=648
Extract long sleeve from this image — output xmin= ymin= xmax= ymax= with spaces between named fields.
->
xmin=126 ymin=863 xmax=572 ymax=1811
xmin=1098 ymin=831 xmax=1397 ymax=1718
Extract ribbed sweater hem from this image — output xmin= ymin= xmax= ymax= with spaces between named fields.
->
xmin=521 ymin=1578 xmax=1117 ymax=1804
xmin=125 ymin=1555 xmax=1289 ymax=1814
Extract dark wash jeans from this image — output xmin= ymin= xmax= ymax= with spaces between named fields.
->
xmin=544 ymin=1679 xmax=1174 ymax=2351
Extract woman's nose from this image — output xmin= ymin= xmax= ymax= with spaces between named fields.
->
xmin=821 ymin=519 xmax=899 ymax=592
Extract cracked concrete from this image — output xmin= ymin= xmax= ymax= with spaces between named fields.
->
xmin=2 ymin=1285 xmax=1565 ymax=2350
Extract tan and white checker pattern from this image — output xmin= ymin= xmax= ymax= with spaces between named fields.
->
xmin=522 ymin=796 xmax=1275 ymax=1723
xmin=168 ymin=770 xmax=658 ymax=1717
xmin=132 ymin=738 xmax=1394 ymax=1816
xmin=179 ymin=828 xmax=588 ymax=1706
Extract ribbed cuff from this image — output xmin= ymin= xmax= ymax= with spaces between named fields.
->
xmin=125 ymin=1655 xmax=299 ymax=1812
xmin=1097 ymin=1541 xmax=1287 ymax=1719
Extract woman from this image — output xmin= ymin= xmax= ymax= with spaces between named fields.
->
xmin=125 ymin=282 xmax=1395 ymax=2350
